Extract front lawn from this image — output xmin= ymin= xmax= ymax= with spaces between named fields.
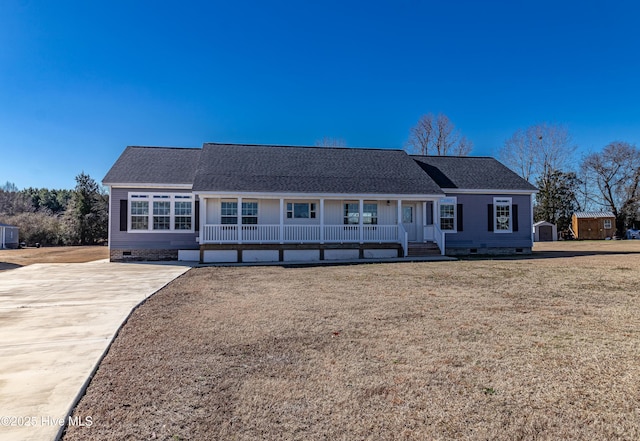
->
xmin=63 ymin=243 xmax=640 ymax=440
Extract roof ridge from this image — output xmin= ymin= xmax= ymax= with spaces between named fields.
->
xmin=409 ymin=154 xmax=496 ymax=159
xmin=127 ymin=145 xmax=201 ymax=150
xmin=203 ymin=142 xmax=404 ymax=153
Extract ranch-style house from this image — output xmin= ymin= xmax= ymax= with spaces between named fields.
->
xmin=103 ymin=143 xmax=538 ymax=263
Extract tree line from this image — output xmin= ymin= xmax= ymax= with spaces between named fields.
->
xmin=403 ymin=115 xmax=640 ymax=236
xmin=0 ymin=173 xmax=108 ymax=246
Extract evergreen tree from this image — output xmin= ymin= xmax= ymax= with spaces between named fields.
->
xmin=65 ymin=172 xmax=108 ymax=245
xmin=534 ymin=170 xmax=581 ymax=232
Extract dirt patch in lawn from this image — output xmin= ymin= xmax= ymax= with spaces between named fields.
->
xmin=0 ymin=246 xmax=108 ymax=271
xmin=63 ymin=242 xmax=640 ymax=440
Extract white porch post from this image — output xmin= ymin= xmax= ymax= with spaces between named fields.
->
xmin=397 ymin=199 xmax=402 ymax=225
xmin=423 ymin=201 xmax=427 ymax=243
xmin=358 ymin=199 xmax=364 ymax=243
xmin=237 ymin=197 xmax=242 ymax=243
xmin=320 ymin=199 xmax=325 ymax=244
xmin=199 ymin=196 xmax=206 ymax=242
xmin=279 ymin=198 xmax=284 ymax=244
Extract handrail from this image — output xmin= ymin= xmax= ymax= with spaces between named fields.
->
xmin=432 ymin=222 xmax=445 ymax=255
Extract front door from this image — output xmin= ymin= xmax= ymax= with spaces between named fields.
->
xmin=402 ymin=204 xmax=417 ymax=241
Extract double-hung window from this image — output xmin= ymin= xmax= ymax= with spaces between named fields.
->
xmin=130 ymin=195 xmax=150 ymax=230
xmin=153 ymin=196 xmax=171 ymax=230
xmin=494 ymin=197 xmax=512 ymax=233
xmin=128 ymin=193 xmax=194 ymax=232
xmin=363 ymin=203 xmax=378 ymax=225
xmin=344 ymin=202 xmax=378 ymax=224
xmin=221 ymin=201 xmax=238 ymax=224
xmin=242 ymin=201 xmax=258 ymax=224
xmin=287 ymin=202 xmax=316 ymax=219
xmin=174 ymin=196 xmax=193 ymax=230
xmin=344 ymin=203 xmax=359 ymax=224
xmin=221 ymin=201 xmax=259 ymax=224
xmin=440 ymin=197 xmax=456 ymax=231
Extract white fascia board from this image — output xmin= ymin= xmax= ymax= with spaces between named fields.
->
xmin=192 ymin=191 xmax=444 ymax=200
xmin=442 ymin=188 xmax=538 ymax=195
xmin=105 ymin=183 xmax=193 ymax=190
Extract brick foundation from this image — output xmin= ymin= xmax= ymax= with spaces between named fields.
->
xmin=110 ymin=249 xmax=179 ymax=262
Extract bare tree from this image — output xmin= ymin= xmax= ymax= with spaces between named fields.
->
xmin=405 ymin=113 xmax=473 ymax=156
xmin=581 ymin=141 xmax=640 ymax=234
xmin=498 ymin=123 xmax=576 ymax=183
xmin=315 ymin=137 xmax=347 ymax=148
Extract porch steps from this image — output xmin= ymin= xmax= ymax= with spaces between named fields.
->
xmin=407 ymin=242 xmax=441 ymax=256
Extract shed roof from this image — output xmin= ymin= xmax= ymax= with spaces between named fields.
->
xmin=411 ymin=155 xmax=537 ymax=192
xmin=103 ymin=146 xmax=201 ymax=186
xmin=192 ymin=143 xmax=444 ymax=195
xmin=533 ymin=221 xmax=555 ymax=227
xmin=573 ymin=211 xmax=615 ymax=219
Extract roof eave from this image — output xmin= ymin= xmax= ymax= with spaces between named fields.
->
xmin=441 ymin=188 xmax=538 ymax=195
xmin=103 ymin=182 xmax=193 ymax=189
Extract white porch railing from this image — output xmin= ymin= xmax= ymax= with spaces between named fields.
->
xmin=363 ymin=225 xmax=399 ymax=242
xmin=202 ymin=224 xmax=401 ymax=244
xmin=432 ymin=222 xmax=445 ymax=255
xmin=203 ymin=225 xmax=238 ymax=242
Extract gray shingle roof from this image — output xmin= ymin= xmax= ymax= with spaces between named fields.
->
xmin=192 ymin=143 xmax=444 ymax=195
xmin=103 ymin=146 xmax=201 ymax=186
xmin=411 ymin=155 xmax=538 ymax=191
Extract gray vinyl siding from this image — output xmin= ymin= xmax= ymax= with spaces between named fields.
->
xmin=445 ymin=193 xmax=533 ymax=249
xmin=109 ymin=187 xmax=198 ymax=250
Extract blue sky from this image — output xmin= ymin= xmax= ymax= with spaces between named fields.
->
xmin=1 ymin=0 xmax=639 ymax=189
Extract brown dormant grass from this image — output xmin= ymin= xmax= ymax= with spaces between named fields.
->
xmin=64 ymin=242 xmax=640 ymax=440
xmin=0 ymin=246 xmax=107 ymax=270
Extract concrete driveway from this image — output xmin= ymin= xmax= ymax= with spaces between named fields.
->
xmin=0 ymin=260 xmax=190 ymax=441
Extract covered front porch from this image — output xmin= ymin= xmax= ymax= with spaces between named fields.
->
xmin=197 ymin=195 xmax=445 ymax=260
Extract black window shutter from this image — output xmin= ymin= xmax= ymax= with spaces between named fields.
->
xmin=512 ymin=204 xmax=519 ymax=232
xmin=488 ymin=204 xmax=494 ymax=232
xmin=119 ymin=200 xmax=128 ymax=232
xmin=194 ymin=200 xmax=200 ymax=231
xmin=457 ymin=204 xmax=463 ymax=231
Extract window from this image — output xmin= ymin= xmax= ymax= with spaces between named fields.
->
xmin=221 ymin=201 xmax=238 ymax=224
xmin=287 ymin=202 xmax=316 ymax=219
xmin=402 ymin=206 xmax=413 ymax=223
xmin=221 ymin=201 xmax=259 ymax=224
xmin=344 ymin=202 xmax=378 ymax=224
xmin=604 ymin=219 xmax=612 ymax=229
xmin=130 ymin=196 xmax=149 ymax=230
xmin=344 ymin=203 xmax=359 ymax=224
xmin=494 ymin=198 xmax=512 ymax=233
xmin=363 ymin=203 xmax=378 ymax=225
xmin=153 ymin=196 xmax=171 ymax=230
xmin=242 ymin=201 xmax=258 ymax=224
xmin=440 ymin=203 xmax=455 ymax=231
xmin=174 ymin=199 xmax=192 ymax=230
xmin=128 ymin=193 xmax=194 ymax=232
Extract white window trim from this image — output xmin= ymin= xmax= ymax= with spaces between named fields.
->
xmin=494 ymin=197 xmax=512 ymax=234
xmin=604 ymin=219 xmax=612 ymax=229
xmin=128 ymin=192 xmax=195 ymax=233
xmin=439 ymin=197 xmax=457 ymax=233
